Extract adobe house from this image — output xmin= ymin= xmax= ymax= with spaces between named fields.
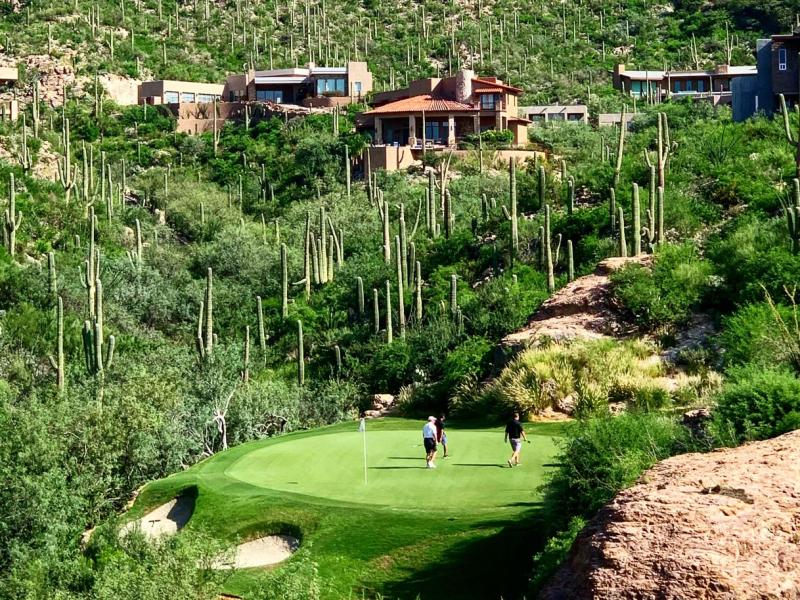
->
xmin=0 ymin=65 xmax=18 ymax=122
xmin=521 ymin=104 xmax=588 ymax=125
xmin=223 ymin=62 xmax=372 ymax=107
xmin=598 ymin=112 xmax=636 ymax=130
xmin=360 ymin=69 xmax=529 ymax=149
xmin=138 ymin=80 xmax=224 ymax=105
xmin=612 ymin=64 xmax=757 ymax=105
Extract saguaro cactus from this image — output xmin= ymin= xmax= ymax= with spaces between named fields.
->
xmin=373 ymin=288 xmax=380 ymax=334
xmin=618 ymin=207 xmax=627 ymax=257
xmin=356 ymin=276 xmax=365 ymax=315
xmin=196 ymin=267 xmax=214 ymax=359
xmin=545 ymin=205 xmax=555 ymax=292
xmin=256 ymin=295 xmax=267 ymax=359
xmin=644 ymin=112 xmax=673 ymax=189
xmin=415 ymin=261 xmax=423 ymax=322
xmin=507 ymin=158 xmax=518 ymax=250
xmin=58 ymin=118 xmax=76 ymax=203
xmin=567 ymin=240 xmax=575 ymax=282
xmin=4 ymin=174 xmax=22 ymax=257
xmin=612 ymin=105 xmax=627 ymax=190
xmin=632 ymin=184 xmax=641 ymax=256
xmin=297 ymin=320 xmax=304 ymax=386
xmin=450 ymin=274 xmax=458 ymax=314
xmin=395 ymin=236 xmax=406 ymax=338
xmin=48 ymin=296 xmax=65 ymax=391
xmin=779 ymin=93 xmax=800 ymax=179
xmin=280 ymin=243 xmax=288 ymax=318
xmin=385 ymin=280 xmax=393 ymax=343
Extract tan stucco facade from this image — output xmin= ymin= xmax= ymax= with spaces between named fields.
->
xmin=138 ymin=80 xmax=224 ymax=104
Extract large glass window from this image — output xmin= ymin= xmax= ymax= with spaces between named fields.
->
xmin=567 ymin=113 xmax=583 ymax=121
xmin=630 ymin=81 xmax=643 ymax=96
xmin=180 ymin=92 xmax=196 ymax=103
xmin=424 ymin=120 xmax=448 ymax=142
xmin=779 ymin=48 xmax=788 ymax=71
xmin=697 ymin=79 xmax=705 ymax=92
xmin=256 ymin=89 xmax=283 ymax=103
xmin=673 ymin=80 xmax=681 ymax=92
xmin=353 ymin=81 xmax=362 ymax=96
xmin=198 ymin=94 xmax=215 ymax=103
xmin=480 ymin=94 xmax=497 ymax=110
xmin=316 ymin=78 xmax=346 ymax=95
xmin=164 ymin=91 xmax=179 ymax=103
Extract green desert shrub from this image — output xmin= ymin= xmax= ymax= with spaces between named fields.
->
xmin=712 ymin=366 xmax=800 ymax=443
xmin=720 ymin=301 xmax=797 ymax=368
xmin=452 ymin=339 xmax=674 ymax=418
xmin=548 ymin=412 xmax=695 ymax=516
xmin=611 ymin=242 xmax=713 ymax=330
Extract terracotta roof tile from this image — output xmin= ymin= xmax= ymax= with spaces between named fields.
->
xmin=472 ymin=78 xmax=522 ymax=93
xmin=474 ymin=86 xmax=504 ymax=93
xmin=365 ymin=94 xmax=476 ymax=114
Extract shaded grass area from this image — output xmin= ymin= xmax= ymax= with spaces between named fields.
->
xmin=128 ymin=418 xmax=567 ymax=599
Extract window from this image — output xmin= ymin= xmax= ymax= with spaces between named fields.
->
xmin=198 ymin=94 xmax=215 ymax=103
xmin=697 ymin=79 xmax=705 ymax=92
xmin=480 ymin=94 xmax=497 ymax=110
xmin=630 ymin=81 xmax=643 ymax=96
xmin=549 ymin=113 xmax=565 ymax=121
xmin=256 ymin=89 xmax=283 ymax=103
xmin=164 ymin=91 xmax=179 ymax=103
xmin=567 ymin=113 xmax=583 ymax=121
xmin=316 ymin=78 xmax=346 ymax=96
xmin=353 ymin=81 xmax=362 ymax=96
xmin=673 ymin=80 xmax=681 ymax=92
xmin=779 ymin=48 xmax=788 ymax=71
xmin=529 ymin=114 xmax=545 ymax=122
xmin=180 ymin=92 xmax=196 ymax=103
xmin=424 ymin=120 xmax=448 ymax=142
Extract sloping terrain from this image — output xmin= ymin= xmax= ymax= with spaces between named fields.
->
xmin=541 ymin=430 xmax=800 ymax=600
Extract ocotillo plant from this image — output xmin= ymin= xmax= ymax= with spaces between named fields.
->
xmin=297 ymin=320 xmax=304 ymax=386
xmin=48 ymin=296 xmax=65 ymax=391
xmin=4 ymin=174 xmax=22 ymax=257
xmin=280 ymin=243 xmax=288 ymax=318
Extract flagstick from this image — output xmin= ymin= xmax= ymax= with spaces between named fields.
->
xmin=362 ymin=420 xmax=368 ymax=485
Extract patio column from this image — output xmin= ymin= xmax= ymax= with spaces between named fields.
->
xmin=375 ymin=117 xmax=383 ymax=144
xmin=473 ymin=115 xmax=480 ymax=133
xmin=447 ymin=114 xmax=456 ymax=147
xmin=408 ymin=114 xmax=417 ymax=147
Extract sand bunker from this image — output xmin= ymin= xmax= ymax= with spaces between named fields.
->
xmin=213 ymin=535 xmax=300 ymax=569
xmin=120 ymin=493 xmax=195 ymax=539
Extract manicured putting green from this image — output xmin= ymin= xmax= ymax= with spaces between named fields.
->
xmin=225 ymin=429 xmax=558 ymax=511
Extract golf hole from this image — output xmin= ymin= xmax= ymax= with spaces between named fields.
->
xmin=120 ymin=487 xmax=197 ymax=540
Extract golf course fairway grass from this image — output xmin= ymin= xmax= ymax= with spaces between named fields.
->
xmin=126 ymin=418 xmax=567 ymax=599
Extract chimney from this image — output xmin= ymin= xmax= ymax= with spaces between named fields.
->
xmin=455 ymin=68 xmax=475 ymax=104
xmin=716 ymin=64 xmax=729 ymax=74
xmin=613 ymin=64 xmax=626 ymax=89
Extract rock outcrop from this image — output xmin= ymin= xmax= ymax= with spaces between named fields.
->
xmin=502 ymin=255 xmax=651 ymax=349
xmin=541 ymin=430 xmax=800 ymax=599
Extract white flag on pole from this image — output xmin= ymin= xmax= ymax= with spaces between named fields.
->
xmin=358 ymin=417 xmax=366 ymax=432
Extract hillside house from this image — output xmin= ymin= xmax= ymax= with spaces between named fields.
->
xmin=223 ymin=62 xmax=372 ymax=107
xmin=360 ymin=69 xmax=529 ymax=150
xmin=138 ymin=80 xmax=224 ymax=105
xmin=598 ymin=112 xmax=636 ymax=130
xmin=0 ymin=65 xmax=18 ymax=122
xmin=521 ymin=104 xmax=588 ymax=125
xmin=612 ymin=63 xmax=757 ymax=106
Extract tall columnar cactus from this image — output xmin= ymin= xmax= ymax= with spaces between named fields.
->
xmin=657 ymin=186 xmax=665 ymax=246
xmin=49 ymin=296 xmax=65 ymax=391
xmin=126 ymin=218 xmax=143 ymax=272
xmin=504 ymin=158 xmax=519 ymax=253
xmin=538 ymin=164 xmax=546 ymax=208
xmin=196 ymin=267 xmax=214 ymax=358
xmin=242 ymin=326 xmax=250 ymax=382
xmin=779 ymin=93 xmax=800 ymax=179
xmin=32 ymin=80 xmax=41 ymax=138
xmin=443 ymin=190 xmax=452 ymax=239
xmin=450 ymin=274 xmax=458 ymax=314
xmin=373 ymin=288 xmax=380 ymax=334
xmin=80 ymin=207 xmax=98 ymax=318
xmin=632 ymin=184 xmax=641 ymax=256
xmin=567 ymin=240 xmax=575 ymax=282
xmin=319 ymin=207 xmax=328 ymax=283
xmin=567 ymin=176 xmax=575 ymax=215
xmin=334 ymin=345 xmax=342 ymax=379
xmin=18 ymin=117 xmax=33 ymax=173
xmin=356 ymin=276 xmax=365 ymax=315
xmin=415 ymin=261 xmax=423 ymax=322
xmin=395 ymin=236 xmax=406 ymax=338
xmin=4 ymin=174 xmax=22 ymax=257
xmin=545 ymin=205 xmax=555 ymax=293
xmin=399 ymin=203 xmax=408 ymax=284
xmin=256 ymin=295 xmax=267 ymax=359
xmin=609 ymin=188 xmax=617 ymax=233
xmin=297 ymin=320 xmax=304 ymax=386
xmin=280 ymin=243 xmax=288 ymax=318
xmin=381 ymin=198 xmax=391 ymax=263
xmin=48 ymin=251 xmax=57 ymax=299
xmin=303 ymin=213 xmax=311 ymax=299
xmin=82 ymin=278 xmax=115 ymax=376
xmin=58 ymin=118 xmax=76 ymax=203
xmin=618 ymin=207 xmax=627 ymax=257
xmin=385 ymin=280 xmax=393 ymax=344
xmin=644 ymin=112 xmax=673 ymax=190
xmin=612 ymin=105 xmax=627 ymax=190
xmin=344 ymin=144 xmax=351 ymax=200
xmin=427 ymin=170 xmax=437 ymax=238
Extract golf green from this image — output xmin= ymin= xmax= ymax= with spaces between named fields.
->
xmin=225 ymin=428 xmax=557 ymax=511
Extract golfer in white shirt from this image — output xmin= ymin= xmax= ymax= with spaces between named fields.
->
xmin=423 ymin=416 xmax=438 ymax=469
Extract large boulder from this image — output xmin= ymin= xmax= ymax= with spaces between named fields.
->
xmin=540 ymin=430 xmax=800 ymax=599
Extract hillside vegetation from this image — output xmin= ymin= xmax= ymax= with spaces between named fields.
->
xmin=3 ymin=0 xmax=800 ymax=599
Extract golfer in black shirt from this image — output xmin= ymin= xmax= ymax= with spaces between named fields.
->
xmin=504 ymin=412 xmax=528 ymax=467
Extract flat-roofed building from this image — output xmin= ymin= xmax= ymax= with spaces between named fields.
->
xmin=138 ymin=80 xmax=224 ymax=105
xmin=521 ymin=104 xmax=588 ymax=125
xmin=598 ymin=112 xmax=637 ymax=129
xmin=0 ymin=65 xmax=18 ymax=86
xmin=223 ymin=61 xmax=372 ymax=107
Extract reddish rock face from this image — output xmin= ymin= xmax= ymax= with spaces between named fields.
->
xmin=540 ymin=430 xmax=800 ymax=600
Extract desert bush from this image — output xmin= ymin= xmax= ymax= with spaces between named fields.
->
xmin=712 ymin=366 xmax=800 ymax=442
xmin=611 ymin=242 xmax=713 ymax=330
xmin=720 ymin=301 xmax=796 ymax=368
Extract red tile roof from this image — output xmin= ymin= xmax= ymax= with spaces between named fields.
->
xmin=474 ymin=86 xmax=504 ymax=93
xmin=472 ymin=78 xmax=522 ymax=94
xmin=365 ymin=94 xmax=477 ymax=114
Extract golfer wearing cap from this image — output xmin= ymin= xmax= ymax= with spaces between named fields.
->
xmin=504 ymin=411 xmax=528 ymax=467
xmin=423 ymin=416 xmax=438 ymax=469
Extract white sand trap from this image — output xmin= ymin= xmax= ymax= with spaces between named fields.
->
xmin=213 ymin=535 xmax=300 ymax=569
xmin=120 ymin=494 xmax=194 ymax=539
